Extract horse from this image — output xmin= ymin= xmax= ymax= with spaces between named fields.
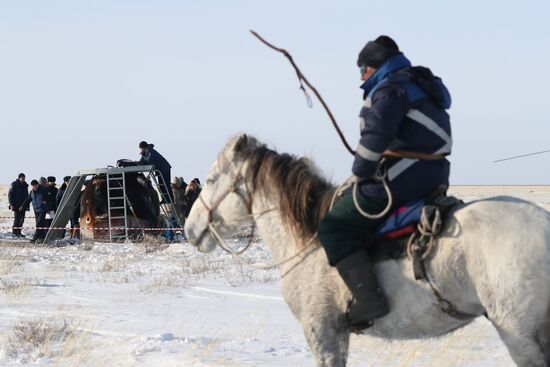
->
xmin=184 ymin=134 xmax=550 ymax=367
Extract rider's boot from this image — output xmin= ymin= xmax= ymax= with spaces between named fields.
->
xmin=336 ymin=251 xmax=390 ymax=329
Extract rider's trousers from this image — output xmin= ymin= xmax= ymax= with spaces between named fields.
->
xmin=318 ymin=192 xmax=391 ymax=266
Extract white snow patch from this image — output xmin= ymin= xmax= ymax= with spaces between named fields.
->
xmin=0 ymin=185 xmax=542 ymax=365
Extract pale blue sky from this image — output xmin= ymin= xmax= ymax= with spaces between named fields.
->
xmin=1 ymin=1 xmax=549 ymax=184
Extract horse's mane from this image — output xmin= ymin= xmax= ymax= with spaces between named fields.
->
xmin=233 ymin=135 xmax=336 ymax=246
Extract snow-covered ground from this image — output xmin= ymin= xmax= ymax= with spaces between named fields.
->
xmin=0 ymin=185 xmax=549 ymax=366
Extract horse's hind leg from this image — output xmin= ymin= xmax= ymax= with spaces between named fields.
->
xmin=491 ymin=317 xmax=548 ymax=367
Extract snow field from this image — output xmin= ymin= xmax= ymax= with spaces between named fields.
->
xmin=1 ymin=185 xmax=549 ymax=366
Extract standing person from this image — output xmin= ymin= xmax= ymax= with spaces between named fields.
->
xmin=55 ymin=176 xmax=76 ymax=238
xmin=39 ymin=176 xmax=52 ymax=226
xmin=183 ymin=181 xmax=200 ymax=218
xmin=317 ymin=35 xmax=452 ymax=329
xmin=69 ymin=192 xmax=81 ymax=239
xmin=20 ymin=179 xmax=49 ymax=243
xmin=138 ymin=141 xmax=173 ymax=203
xmin=47 ymin=176 xmax=58 ymax=209
xmin=39 ymin=177 xmax=50 ymax=206
xmin=8 ymin=173 xmax=29 ymax=238
xmin=39 ymin=176 xmax=48 ymax=188
xmin=45 ymin=176 xmax=58 ymax=227
xmin=179 ymin=177 xmax=187 ymax=193
xmin=171 ymin=177 xmax=186 ymax=226
xmin=55 ymin=176 xmax=71 ymax=208
xmin=191 ymin=178 xmax=202 ymax=195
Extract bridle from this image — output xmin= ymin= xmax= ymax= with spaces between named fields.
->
xmin=190 ymin=155 xmax=322 ymax=273
xmin=193 ymin=162 xmax=260 ymax=256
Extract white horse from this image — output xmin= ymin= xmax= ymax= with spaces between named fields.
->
xmin=185 ymin=134 xmax=550 ymax=367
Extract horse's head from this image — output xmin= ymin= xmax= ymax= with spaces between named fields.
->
xmin=185 ymin=134 xmax=258 ymax=252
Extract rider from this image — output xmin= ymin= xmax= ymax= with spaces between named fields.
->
xmin=318 ymin=35 xmax=452 ymax=328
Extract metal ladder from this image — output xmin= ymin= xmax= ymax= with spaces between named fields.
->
xmin=106 ymin=172 xmax=129 ymax=242
xmin=150 ymin=170 xmax=182 ymax=233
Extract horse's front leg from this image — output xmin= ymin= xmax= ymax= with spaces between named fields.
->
xmin=302 ymin=312 xmax=350 ymax=367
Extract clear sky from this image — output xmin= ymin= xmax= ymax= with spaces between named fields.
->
xmin=1 ymin=0 xmax=549 ymax=185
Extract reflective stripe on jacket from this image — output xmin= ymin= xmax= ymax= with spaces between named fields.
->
xmin=353 ymin=53 xmax=452 ymax=202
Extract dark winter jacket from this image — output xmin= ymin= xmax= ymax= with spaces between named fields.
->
xmin=21 ymin=186 xmax=49 ymax=214
xmin=183 ymin=189 xmax=199 ymax=218
xmin=8 ymin=180 xmax=29 ymax=209
xmin=47 ymin=185 xmax=58 ymax=211
xmin=139 ymin=144 xmax=171 ymax=173
xmin=56 ymin=184 xmax=81 ymax=220
xmin=353 ymin=53 xmax=452 ymax=203
xmin=56 ymin=183 xmax=67 ymax=209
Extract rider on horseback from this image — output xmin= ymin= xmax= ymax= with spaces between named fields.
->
xmin=318 ymin=36 xmax=452 ymax=329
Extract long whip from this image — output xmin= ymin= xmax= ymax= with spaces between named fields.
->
xmin=250 ymin=30 xmax=355 ymax=156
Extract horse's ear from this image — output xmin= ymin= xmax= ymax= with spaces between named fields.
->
xmin=234 ymin=134 xmax=249 ymax=155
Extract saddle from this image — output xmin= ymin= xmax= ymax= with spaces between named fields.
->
xmin=366 ymin=191 xmax=464 ymax=264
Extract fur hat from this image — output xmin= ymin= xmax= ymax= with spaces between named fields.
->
xmin=63 ymin=176 xmax=72 ymax=183
xmin=139 ymin=141 xmax=149 ymax=149
xmin=47 ymin=176 xmax=56 ymax=183
xmin=30 ymin=179 xmax=39 ymax=185
xmin=357 ymin=35 xmax=400 ymax=68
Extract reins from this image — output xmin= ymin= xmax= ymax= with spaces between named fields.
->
xmin=229 ymin=234 xmax=319 ymax=271
xmin=194 ymin=157 xmax=316 ymax=270
xmin=329 ymin=163 xmax=394 ymax=220
xmin=196 ymin=179 xmax=317 ymax=270
xmin=195 ymin=170 xmax=257 ymax=256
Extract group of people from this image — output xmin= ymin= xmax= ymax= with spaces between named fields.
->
xmin=171 ymin=177 xmax=202 ymax=226
xmin=6 ymin=141 xmax=200 ymax=243
xmin=8 ymin=174 xmax=79 ymax=243
xmin=7 ymin=171 xmax=202 ymax=242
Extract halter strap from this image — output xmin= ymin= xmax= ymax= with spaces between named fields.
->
xmin=194 ymin=172 xmax=253 ymax=253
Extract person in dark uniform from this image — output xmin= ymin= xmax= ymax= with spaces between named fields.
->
xmin=138 ymin=141 xmax=173 ymax=203
xmin=318 ymin=35 xmax=452 ymax=329
xmin=55 ymin=176 xmax=80 ymax=238
xmin=183 ymin=180 xmax=200 ymax=218
xmin=55 ymin=176 xmax=71 ymax=209
xmin=44 ymin=176 xmax=58 ymax=228
xmin=20 ymin=179 xmax=49 ymax=243
xmin=8 ymin=173 xmax=29 ymax=238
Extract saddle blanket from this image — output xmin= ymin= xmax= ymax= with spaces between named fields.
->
xmin=374 ymin=198 xmax=425 ymax=239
